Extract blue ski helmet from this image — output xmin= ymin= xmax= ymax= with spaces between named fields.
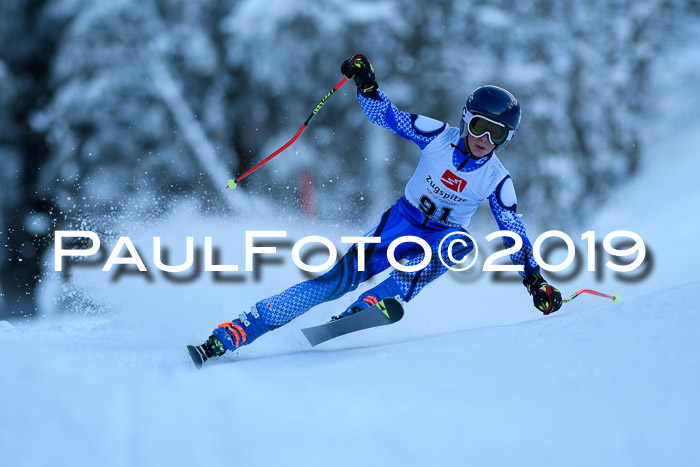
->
xmin=460 ymin=85 xmax=521 ymax=153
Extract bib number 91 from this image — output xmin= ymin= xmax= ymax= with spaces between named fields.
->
xmin=418 ymin=195 xmax=453 ymax=224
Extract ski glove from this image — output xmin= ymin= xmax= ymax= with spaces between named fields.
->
xmin=523 ymin=273 xmax=562 ymax=315
xmin=341 ymin=54 xmax=378 ymax=96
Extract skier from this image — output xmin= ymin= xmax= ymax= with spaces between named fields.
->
xmin=190 ymin=54 xmax=562 ymax=363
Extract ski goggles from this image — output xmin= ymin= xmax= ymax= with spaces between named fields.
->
xmin=467 ymin=115 xmax=509 ymax=145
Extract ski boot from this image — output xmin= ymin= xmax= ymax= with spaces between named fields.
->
xmin=332 ymin=277 xmax=404 ymax=321
xmin=187 ymin=305 xmax=270 ymax=368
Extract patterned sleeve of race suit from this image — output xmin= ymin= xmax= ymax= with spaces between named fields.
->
xmin=488 ymin=176 xmax=541 ymax=278
xmin=357 ymin=89 xmax=446 ymax=150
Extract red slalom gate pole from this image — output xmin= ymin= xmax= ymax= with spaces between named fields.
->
xmin=227 ymin=77 xmax=350 ymax=189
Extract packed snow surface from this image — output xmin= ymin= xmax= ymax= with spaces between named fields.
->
xmin=2 ymin=279 xmax=699 ymax=466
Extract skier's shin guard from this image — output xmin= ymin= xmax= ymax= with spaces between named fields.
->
xmin=212 ymin=306 xmax=270 ymax=353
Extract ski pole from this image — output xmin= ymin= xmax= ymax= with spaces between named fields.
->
xmin=227 ymin=77 xmax=350 ymax=189
xmin=564 ymin=288 xmax=621 ymax=304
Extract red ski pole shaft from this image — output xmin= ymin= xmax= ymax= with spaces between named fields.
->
xmin=227 ymin=77 xmax=350 ymax=189
xmin=564 ymin=288 xmax=621 ymax=303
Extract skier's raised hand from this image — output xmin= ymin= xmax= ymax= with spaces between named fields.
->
xmin=523 ymin=273 xmax=563 ymax=314
xmin=341 ymin=54 xmax=378 ymax=96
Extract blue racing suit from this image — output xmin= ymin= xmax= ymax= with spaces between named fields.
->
xmin=213 ymin=89 xmax=541 ymax=350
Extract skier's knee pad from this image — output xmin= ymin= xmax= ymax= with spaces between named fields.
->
xmin=212 ymin=305 xmax=270 ymax=352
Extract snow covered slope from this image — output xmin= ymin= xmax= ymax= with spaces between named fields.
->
xmin=1 ymin=280 xmax=699 ymax=466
